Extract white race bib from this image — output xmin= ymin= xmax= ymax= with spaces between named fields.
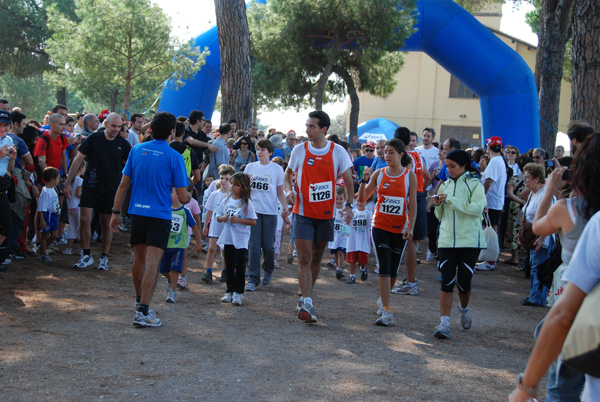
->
xmin=308 ymin=181 xmax=333 ymax=203
xmin=171 ymin=214 xmax=184 ymax=233
xmin=379 ymin=195 xmax=404 ymax=216
xmin=250 ymin=174 xmax=271 ymax=192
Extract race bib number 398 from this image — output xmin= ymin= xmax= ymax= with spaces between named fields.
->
xmin=379 ymin=195 xmax=404 ymax=215
xmin=309 ymin=181 xmax=333 ymax=202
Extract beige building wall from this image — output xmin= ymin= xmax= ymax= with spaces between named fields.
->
xmin=355 ymin=12 xmax=571 ymax=147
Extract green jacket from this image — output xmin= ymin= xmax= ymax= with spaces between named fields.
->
xmin=435 ymin=172 xmax=487 ymax=249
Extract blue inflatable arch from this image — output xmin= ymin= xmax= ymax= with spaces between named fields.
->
xmin=158 ymin=0 xmax=540 ymax=152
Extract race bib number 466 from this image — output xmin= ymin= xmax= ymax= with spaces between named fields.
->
xmin=250 ymin=175 xmax=271 ymax=192
xmin=309 ymin=181 xmax=333 ymax=202
xmin=379 ymin=195 xmax=404 ymax=215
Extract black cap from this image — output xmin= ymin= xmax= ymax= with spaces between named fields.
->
xmin=0 ymin=109 xmax=10 ymax=124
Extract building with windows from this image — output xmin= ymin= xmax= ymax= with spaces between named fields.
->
xmin=356 ymin=8 xmax=571 ymax=150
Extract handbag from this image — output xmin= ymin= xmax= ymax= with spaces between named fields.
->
xmin=478 ymin=212 xmax=499 ymax=262
xmin=537 ymin=239 xmax=562 ymax=289
xmin=517 ymin=195 xmax=539 ymax=250
xmin=561 ymin=281 xmax=600 ymax=377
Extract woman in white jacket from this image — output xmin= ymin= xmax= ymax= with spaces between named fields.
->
xmin=432 ymin=150 xmax=487 ymax=339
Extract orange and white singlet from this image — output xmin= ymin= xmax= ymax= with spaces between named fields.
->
xmin=293 ymin=141 xmax=336 ymax=219
xmin=407 ymin=150 xmax=425 ymax=193
xmin=372 ymin=167 xmax=410 ymax=233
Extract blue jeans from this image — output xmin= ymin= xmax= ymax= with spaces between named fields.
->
xmin=527 ymin=238 xmax=554 ymax=306
xmin=546 ymin=357 xmax=585 ymax=401
xmin=247 ymin=213 xmax=277 ymax=286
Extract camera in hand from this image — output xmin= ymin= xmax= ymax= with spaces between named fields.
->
xmin=544 ymin=159 xmax=554 ymax=168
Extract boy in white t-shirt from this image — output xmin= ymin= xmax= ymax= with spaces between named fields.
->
xmin=37 ymin=167 xmax=61 ymax=262
xmin=345 ymin=198 xmax=372 ymax=284
xmin=202 ymin=165 xmax=234 ymax=283
xmin=329 ymin=187 xmax=350 ymax=280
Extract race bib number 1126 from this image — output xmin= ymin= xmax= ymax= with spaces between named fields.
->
xmin=309 ymin=181 xmax=333 ymax=202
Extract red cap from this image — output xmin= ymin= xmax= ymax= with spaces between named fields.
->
xmin=99 ymin=109 xmax=110 ymax=120
xmin=486 ymin=136 xmax=502 ymax=147
xmin=365 ymin=141 xmax=376 ymax=148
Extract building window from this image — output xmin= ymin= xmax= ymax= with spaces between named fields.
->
xmin=449 ymin=75 xmax=478 ymax=99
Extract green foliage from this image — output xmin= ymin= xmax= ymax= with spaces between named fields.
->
xmin=0 ymin=74 xmax=55 ymax=121
xmin=248 ymin=0 xmax=416 ymax=111
xmin=45 ymin=0 xmax=208 ymax=114
xmin=328 ymin=107 xmax=349 ymax=138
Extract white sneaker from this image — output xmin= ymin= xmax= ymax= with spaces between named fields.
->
xmin=221 ymin=292 xmax=233 ymax=303
xmin=165 ymin=289 xmax=176 ymax=303
xmin=62 ymin=247 xmax=72 ymax=255
xmin=426 ymin=250 xmax=435 ymax=262
xmin=97 ymin=255 xmax=109 ymax=271
xmin=475 ymin=261 xmax=496 ymax=271
xmin=74 ymin=254 xmax=94 ymax=269
xmin=376 ymin=309 xmax=394 ymax=326
xmin=232 ymin=292 xmax=243 ymax=306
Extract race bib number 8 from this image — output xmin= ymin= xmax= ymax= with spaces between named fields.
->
xmin=309 ymin=181 xmax=333 ymax=202
xmin=171 ymin=214 xmax=184 ymax=233
xmin=250 ymin=175 xmax=271 ymax=192
xmin=379 ymin=195 xmax=404 ymax=215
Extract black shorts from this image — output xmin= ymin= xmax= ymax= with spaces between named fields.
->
xmin=293 ymin=213 xmax=334 ymax=242
xmin=79 ymin=188 xmax=115 ymax=215
xmin=487 ymin=209 xmax=502 ymax=226
xmin=413 ymin=192 xmax=427 ymax=241
xmin=130 ymin=214 xmax=171 ymax=250
xmin=59 ymin=197 xmax=69 ymax=224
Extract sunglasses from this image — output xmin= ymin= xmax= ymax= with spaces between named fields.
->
xmin=365 ymin=149 xmax=374 ymax=153
xmin=240 ymin=142 xmax=248 ymax=145
xmin=506 ymin=151 xmax=516 ymax=154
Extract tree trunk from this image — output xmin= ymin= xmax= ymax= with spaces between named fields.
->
xmin=110 ymin=86 xmax=119 ymax=113
xmin=535 ymin=0 xmax=575 ymax=155
xmin=124 ymin=78 xmax=132 ymax=117
xmin=315 ymin=60 xmax=334 ymax=111
xmin=333 ymin=66 xmax=359 ymax=138
xmin=570 ymin=0 xmax=600 ymax=130
xmin=215 ymin=0 xmax=253 ymax=130
xmin=56 ymin=87 xmax=66 ymax=106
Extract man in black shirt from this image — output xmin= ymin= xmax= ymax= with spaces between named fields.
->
xmin=183 ymin=110 xmax=217 ymax=162
xmin=64 ymin=112 xmax=131 ymax=270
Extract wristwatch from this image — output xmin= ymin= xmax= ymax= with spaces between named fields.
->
xmin=345 ymin=202 xmax=353 ymax=209
xmin=360 ymin=178 xmax=369 ymax=184
xmin=517 ymin=373 xmax=537 ymax=396
xmin=111 ymin=209 xmax=121 ymax=215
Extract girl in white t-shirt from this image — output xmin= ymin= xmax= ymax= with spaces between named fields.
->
xmin=345 ymin=198 xmax=372 ymax=284
xmin=64 ymin=162 xmax=85 ymax=256
xmin=330 ymin=187 xmax=350 ymax=280
xmin=216 ymin=173 xmax=257 ymax=306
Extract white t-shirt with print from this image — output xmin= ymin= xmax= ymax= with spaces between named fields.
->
xmin=216 ymin=196 xmax=258 ymax=250
xmin=244 ymin=161 xmax=284 ymax=215
xmin=415 ymin=146 xmax=439 ymax=172
xmin=37 ymin=186 xmax=60 ymax=214
xmin=346 ymin=208 xmax=372 ymax=254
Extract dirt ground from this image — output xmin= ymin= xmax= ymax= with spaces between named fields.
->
xmin=0 ymin=231 xmax=549 ymax=401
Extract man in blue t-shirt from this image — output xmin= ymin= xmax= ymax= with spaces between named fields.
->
xmin=352 ymin=140 xmax=376 ymax=180
xmin=110 ymin=112 xmax=190 ymax=328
